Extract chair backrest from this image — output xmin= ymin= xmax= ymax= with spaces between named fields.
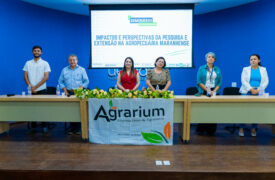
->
xmin=223 ymin=87 xmax=241 ymax=95
xmin=47 ymin=87 xmax=56 ymax=95
xmin=186 ymin=87 xmax=198 ymax=95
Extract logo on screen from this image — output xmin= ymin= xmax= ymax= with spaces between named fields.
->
xmin=128 ymin=16 xmax=157 ymax=26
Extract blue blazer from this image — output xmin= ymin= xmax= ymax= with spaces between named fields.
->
xmin=196 ymin=64 xmax=222 ymax=94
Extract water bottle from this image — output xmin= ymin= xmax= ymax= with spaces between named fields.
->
xmin=213 ymin=91 xmax=216 ymax=97
xmin=259 ymin=87 xmax=264 ymax=96
xmin=206 ymin=85 xmax=211 ymax=96
xmin=56 ymin=85 xmax=61 ymax=96
xmin=27 ymin=85 xmax=32 ymax=95
xmin=156 ymin=85 xmax=159 ymax=91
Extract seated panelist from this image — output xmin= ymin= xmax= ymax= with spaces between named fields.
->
xmin=116 ymin=57 xmax=140 ymax=92
xmin=146 ymin=57 xmax=171 ymax=91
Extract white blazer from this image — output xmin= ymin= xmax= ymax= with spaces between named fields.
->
xmin=239 ymin=66 xmax=269 ymax=94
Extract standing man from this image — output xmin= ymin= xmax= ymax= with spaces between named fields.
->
xmin=23 ymin=45 xmax=51 ymax=133
xmin=58 ymin=54 xmax=89 ymax=134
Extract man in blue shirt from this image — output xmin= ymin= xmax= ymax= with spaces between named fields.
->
xmin=58 ymin=54 xmax=89 ymax=134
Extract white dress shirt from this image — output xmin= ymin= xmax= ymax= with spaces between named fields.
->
xmin=23 ymin=58 xmax=51 ymax=91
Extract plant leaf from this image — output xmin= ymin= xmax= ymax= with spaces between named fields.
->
xmin=141 ymin=132 xmax=163 ymax=144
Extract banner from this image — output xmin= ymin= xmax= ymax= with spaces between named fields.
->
xmin=88 ymin=98 xmax=174 ymax=145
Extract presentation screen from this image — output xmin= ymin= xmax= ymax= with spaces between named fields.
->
xmin=90 ymin=4 xmax=193 ymax=68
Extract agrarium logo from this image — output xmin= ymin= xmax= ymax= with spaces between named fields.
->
xmin=128 ymin=15 xmax=157 ymax=26
xmin=93 ymin=100 xmax=171 ymax=144
xmin=141 ymin=122 xmax=171 ymax=144
xmin=94 ymin=105 xmax=165 ymax=122
xmin=94 ymin=100 xmax=165 ymax=122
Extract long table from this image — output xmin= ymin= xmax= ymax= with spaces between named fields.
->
xmin=183 ymin=95 xmax=275 ymax=142
xmin=0 ymin=95 xmax=88 ymax=140
xmin=1 ymin=95 xmax=274 ymax=143
xmin=0 ymin=95 xmax=185 ymax=142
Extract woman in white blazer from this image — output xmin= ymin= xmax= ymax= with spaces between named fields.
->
xmin=239 ymin=54 xmax=269 ymax=137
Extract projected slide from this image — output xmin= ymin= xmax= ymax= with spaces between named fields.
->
xmin=91 ymin=9 xmax=193 ymax=68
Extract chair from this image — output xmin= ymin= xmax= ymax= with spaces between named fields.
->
xmin=47 ymin=86 xmax=56 ymax=95
xmin=223 ymin=87 xmax=240 ymax=134
xmin=186 ymin=87 xmax=198 ymax=95
xmin=223 ymin=87 xmax=241 ymax=96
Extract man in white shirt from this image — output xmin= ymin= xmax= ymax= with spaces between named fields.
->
xmin=23 ymin=45 xmax=51 ymax=132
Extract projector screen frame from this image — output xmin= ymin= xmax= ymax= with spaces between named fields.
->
xmin=89 ymin=4 xmax=194 ymax=69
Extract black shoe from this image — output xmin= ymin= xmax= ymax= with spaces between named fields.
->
xmin=68 ymin=130 xmax=74 ymax=135
xmin=68 ymin=130 xmax=81 ymax=135
xmin=74 ymin=131 xmax=81 ymax=135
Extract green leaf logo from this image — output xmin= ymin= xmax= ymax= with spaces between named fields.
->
xmin=152 ymin=130 xmax=168 ymax=143
xmin=141 ymin=132 xmax=163 ymax=144
xmin=109 ymin=99 xmax=113 ymax=107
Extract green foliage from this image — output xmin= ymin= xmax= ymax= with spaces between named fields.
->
xmin=74 ymin=88 xmax=174 ymax=99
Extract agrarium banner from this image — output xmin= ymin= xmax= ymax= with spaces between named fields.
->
xmin=88 ymin=98 xmax=174 ymax=145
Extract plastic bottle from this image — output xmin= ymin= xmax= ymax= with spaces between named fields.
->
xmin=206 ymin=85 xmax=211 ymax=97
xmin=259 ymin=87 xmax=264 ymax=96
xmin=213 ymin=91 xmax=216 ymax=97
xmin=56 ymin=85 xmax=61 ymax=96
xmin=156 ymin=85 xmax=159 ymax=91
xmin=27 ymin=85 xmax=32 ymax=95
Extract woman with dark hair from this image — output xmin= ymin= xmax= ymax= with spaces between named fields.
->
xmin=117 ymin=57 xmax=140 ymax=92
xmin=239 ymin=54 xmax=269 ymax=137
xmin=146 ymin=57 xmax=171 ymax=91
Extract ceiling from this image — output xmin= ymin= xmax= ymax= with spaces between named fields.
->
xmin=21 ymin=0 xmax=258 ymax=16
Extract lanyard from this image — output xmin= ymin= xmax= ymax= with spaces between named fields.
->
xmin=208 ymin=67 xmax=214 ymax=82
